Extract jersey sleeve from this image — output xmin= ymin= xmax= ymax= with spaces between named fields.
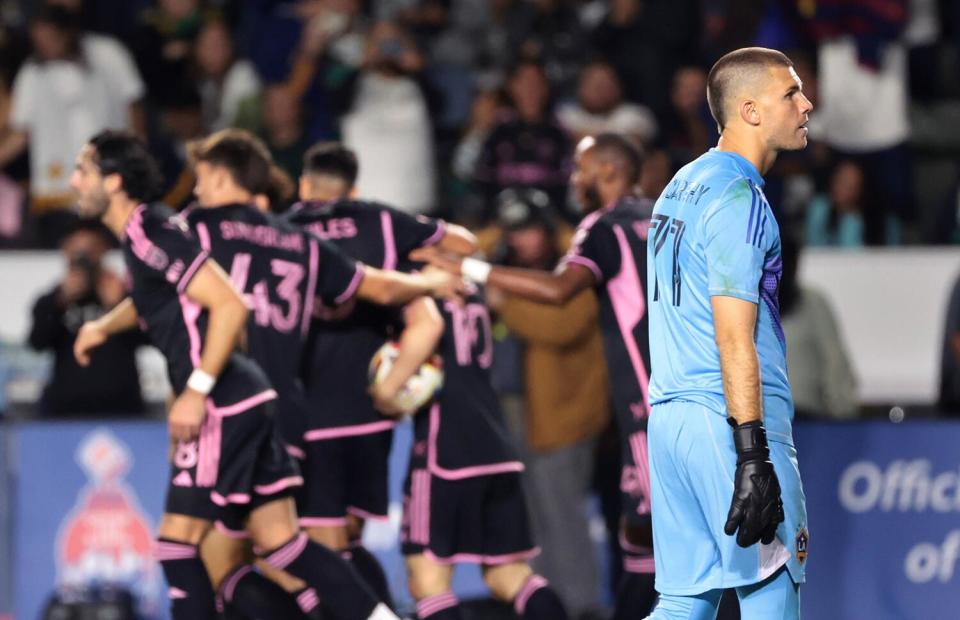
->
xmin=700 ymin=179 xmax=765 ymax=303
xmin=388 ymin=207 xmax=446 ymax=256
xmin=312 ymin=237 xmax=364 ymax=306
xmin=129 ymin=209 xmax=209 ymax=294
xmin=560 ymin=217 xmax=621 ymax=284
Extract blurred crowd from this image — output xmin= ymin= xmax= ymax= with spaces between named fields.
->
xmin=0 ymin=0 xmax=958 ymax=250
xmin=1 ymin=1 xmax=960 ymax=418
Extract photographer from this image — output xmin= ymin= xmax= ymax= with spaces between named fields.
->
xmin=28 ymin=220 xmax=144 ymax=416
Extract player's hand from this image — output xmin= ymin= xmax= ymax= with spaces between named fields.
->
xmin=422 ymin=265 xmax=466 ymax=302
xmin=369 ymin=384 xmax=406 ymax=418
xmin=74 ymin=321 xmax=108 ymax=367
xmin=168 ymin=390 xmax=207 ymax=442
xmin=409 ymin=247 xmax=463 ymax=276
xmin=724 ymin=420 xmax=784 ymax=548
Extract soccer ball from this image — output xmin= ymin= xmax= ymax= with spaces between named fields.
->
xmin=368 ymin=341 xmax=444 ymax=414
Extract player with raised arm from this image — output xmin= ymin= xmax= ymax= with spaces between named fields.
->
xmin=644 ymin=47 xmax=811 ymax=619
xmin=281 ymin=142 xmax=477 ymax=604
xmin=415 ymin=133 xmax=658 ymax=617
xmin=177 ymin=129 xmax=462 ymax=618
xmin=70 ymin=131 xmax=401 ymax=620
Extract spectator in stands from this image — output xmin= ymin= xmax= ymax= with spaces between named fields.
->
xmin=661 ymin=65 xmax=717 ymax=166
xmin=485 ymin=188 xmax=608 ymax=619
xmin=151 ymin=83 xmax=205 ymax=210
xmin=590 ymin=0 xmax=700 ymax=120
xmin=0 ymin=4 xmax=145 ymax=247
xmin=28 ymin=220 xmax=144 ymax=416
xmin=556 ymin=59 xmax=657 ymax=148
xmin=450 ymin=88 xmax=510 ymax=223
xmin=780 ymin=237 xmax=859 ymax=419
xmin=259 ymin=83 xmax=312 ymax=182
xmin=130 ymin=0 xmax=205 ymax=100
xmin=337 ymin=20 xmax=437 ymax=215
xmin=510 ymin=0 xmax=588 ymax=97
xmin=809 ymin=0 xmax=912 ymax=244
xmin=805 ymin=160 xmax=866 ymax=248
xmin=474 ymin=59 xmax=571 ymax=222
xmin=193 ymin=17 xmax=261 ymax=132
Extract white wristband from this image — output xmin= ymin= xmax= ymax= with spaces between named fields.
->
xmin=187 ymin=369 xmax=216 ymax=396
xmin=461 ymin=257 xmax=492 ymax=285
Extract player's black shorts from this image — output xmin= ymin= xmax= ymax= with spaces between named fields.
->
xmin=164 ymin=391 xmax=302 ymax=533
xmin=400 ymin=451 xmax=538 ymax=565
xmin=294 ymin=429 xmax=392 ymax=526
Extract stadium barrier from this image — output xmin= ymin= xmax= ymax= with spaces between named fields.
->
xmin=2 ymin=419 xmax=959 ymax=618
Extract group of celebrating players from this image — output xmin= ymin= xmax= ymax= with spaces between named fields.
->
xmin=69 ymin=46 xmax=810 ymax=620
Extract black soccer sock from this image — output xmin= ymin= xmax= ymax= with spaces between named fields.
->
xmin=416 ymin=592 xmax=463 ymax=619
xmin=155 ymin=538 xmax=217 ymax=620
xmin=513 ymin=575 xmax=568 ymax=620
xmin=259 ymin=533 xmax=385 ymax=619
xmin=348 ymin=543 xmax=395 ymax=609
xmin=612 ymin=572 xmax=658 ymax=620
xmin=217 ymin=564 xmax=314 ymax=619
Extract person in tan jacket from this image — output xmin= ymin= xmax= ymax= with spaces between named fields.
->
xmin=482 ymin=188 xmax=610 ymax=618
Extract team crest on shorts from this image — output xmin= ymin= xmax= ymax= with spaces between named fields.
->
xmin=795 ymin=528 xmax=809 ymax=565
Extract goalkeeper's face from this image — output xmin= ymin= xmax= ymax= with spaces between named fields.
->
xmin=71 ymin=145 xmax=111 ymax=218
xmin=760 ymin=65 xmax=813 ymax=153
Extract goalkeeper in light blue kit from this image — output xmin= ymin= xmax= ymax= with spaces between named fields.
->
xmin=645 ymin=48 xmax=812 ymax=619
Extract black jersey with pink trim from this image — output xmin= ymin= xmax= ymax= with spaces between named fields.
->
xmin=122 ymin=203 xmax=270 ymax=400
xmin=184 ymin=203 xmax=362 ymax=433
xmin=283 ymin=199 xmax=445 ymax=434
xmin=411 ymin=289 xmax=522 ymax=479
xmin=560 ymin=196 xmax=655 ymax=426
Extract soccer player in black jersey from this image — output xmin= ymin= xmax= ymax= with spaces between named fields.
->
xmin=71 ymin=131 xmax=402 ymax=620
xmin=277 ymin=143 xmax=477 ymax=604
xmin=415 ymin=133 xmax=659 ymax=618
xmin=290 ymin=143 xmax=568 ymax=620
xmin=400 ymin=286 xmax=569 ymax=620
xmin=181 ymin=129 xmax=461 ymax=617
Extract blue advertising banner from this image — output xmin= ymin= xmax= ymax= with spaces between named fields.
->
xmin=795 ymin=421 xmax=960 ymax=620
xmin=14 ymin=421 xmax=169 ymax=620
xmin=25 ymin=418 xmax=960 ymax=619
xmin=10 ymin=419 xmax=489 ymax=619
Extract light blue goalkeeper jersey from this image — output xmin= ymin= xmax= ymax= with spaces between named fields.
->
xmin=647 ymin=148 xmax=794 ymax=442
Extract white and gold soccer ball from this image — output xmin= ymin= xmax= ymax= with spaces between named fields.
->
xmin=368 ymin=341 xmax=444 ymax=414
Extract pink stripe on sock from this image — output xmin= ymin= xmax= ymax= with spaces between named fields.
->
xmin=264 ymin=533 xmax=308 ymax=570
xmin=222 ymin=565 xmax=253 ymax=602
xmin=417 ymin=592 xmax=458 ymax=617
xmin=168 ymin=587 xmax=188 ymax=599
xmin=514 ymin=575 xmax=549 ymax=615
xmin=297 ymin=589 xmax=320 ymax=612
xmin=154 ymin=541 xmax=196 ymax=560
xmin=286 ymin=444 xmax=306 ymax=460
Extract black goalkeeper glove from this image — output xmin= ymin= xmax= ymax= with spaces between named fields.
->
xmin=723 ymin=419 xmax=784 ymax=548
